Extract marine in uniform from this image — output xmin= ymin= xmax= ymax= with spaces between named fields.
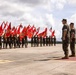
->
xmin=24 ymin=36 xmax=28 ymax=48
xmin=48 ymin=36 xmax=51 ymax=46
xmin=69 ymin=23 xmax=75 ymax=57
xmin=46 ymin=36 xmax=49 ymax=46
xmin=54 ymin=36 xmax=56 ymax=46
xmin=62 ymin=19 xmax=69 ymax=59
xmin=43 ymin=37 xmax=46 ymax=46
xmin=22 ymin=37 xmax=25 ymax=48
xmin=17 ymin=35 xmax=20 ymax=48
xmin=6 ymin=36 xmax=9 ymax=49
xmin=40 ymin=36 xmax=43 ymax=47
xmin=31 ymin=36 xmax=33 ymax=47
xmin=50 ymin=36 xmax=53 ymax=46
xmin=37 ymin=36 xmax=39 ymax=47
xmin=8 ymin=36 xmax=11 ymax=49
xmin=13 ymin=35 xmax=16 ymax=48
xmin=33 ymin=36 xmax=37 ymax=47
xmin=3 ymin=34 xmax=6 ymax=49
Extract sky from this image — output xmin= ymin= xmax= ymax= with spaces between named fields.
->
xmin=0 ymin=0 xmax=76 ymax=40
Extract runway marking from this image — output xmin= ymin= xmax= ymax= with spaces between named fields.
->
xmin=0 ymin=60 xmax=13 ymax=64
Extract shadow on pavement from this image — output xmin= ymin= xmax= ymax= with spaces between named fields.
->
xmin=34 ymin=57 xmax=61 ymax=61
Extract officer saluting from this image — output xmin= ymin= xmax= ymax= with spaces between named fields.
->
xmin=69 ymin=23 xmax=75 ymax=57
xmin=62 ymin=19 xmax=69 ymax=59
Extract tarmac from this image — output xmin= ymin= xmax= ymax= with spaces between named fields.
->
xmin=0 ymin=44 xmax=76 ymax=75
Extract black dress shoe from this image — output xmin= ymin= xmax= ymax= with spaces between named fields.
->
xmin=69 ymin=55 xmax=75 ymax=57
xmin=62 ymin=57 xmax=69 ymax=59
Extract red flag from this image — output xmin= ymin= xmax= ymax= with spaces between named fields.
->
xmin=24 ymin=27 xmax=27 ymax=36
xmin=3 ymin=21 xmax=8 ymax=30
xmin=27 ymin=29 xmax=33 ymax=38
xmin=49 ymin=27 xmax=52 ymax=32
xmin=6 ymin=22 xmax=11 ymax=37
xmin=26 ymin=25 xmax=31 ymax=30
xmin=31 ymin=27 xmax=36 ymax=37
xmin=38 ymin=28 xmax=47 ymax=38
xmin=27 ymin=25 xmax=36 ymax=38
xmin=11 ymin=26 xmax=16 ymax=36
xmin=17 ymin=27 xmax=20 ymax=34
xmin=17 ymin=24 xmax=23 ymax=34
xmin=34 ymin=27 xmax=40 ymax=36
xmin=7 ymin=22 xmax=11 ymax=30
xmin=22 ymin=27 xmax=26 ymax=33
xmin=38 ymin=32 xmax=43 ymax=37
xmin=52 ymin=30 xmax=55 ymax=37
xmin=13 ymin=28 xmax=17 ymax=36
xmin=33 ymin=27 xmax=36 ymax=33
xmin=28 ymin=25 xmax=34 ymax=32
xmin=20 ymin=24 xmax=23 ymax=28
xmin=0 ymin=21 xmax=4 ymax=35
xmin=43 ymin=28 xmax=47 ymax=38
xmin=27 ymin=32 xmax=32 ymax=38
xmin=1 ymin=21 xmax=4 ymax=27
xmin=12 ymin=26 xmax=15 ymax=31
xmin=0 ymin=25 xmax=3 ymax=36
xmin=21 ymin=26 xmax=27 ymax=37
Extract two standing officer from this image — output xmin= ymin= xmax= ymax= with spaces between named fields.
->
xmin=62 ymin=19 xmax=69 ymax=59
xmin=62 ymin=19 xmax=76 ymax=59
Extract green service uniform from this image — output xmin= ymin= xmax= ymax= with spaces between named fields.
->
xmin=62 ymin=25 xmax=69 ymax=58
xmin=70 ymin=28 xmax=75 ymax=56
xmin=54 ymin=36 xmax=56 ymax=46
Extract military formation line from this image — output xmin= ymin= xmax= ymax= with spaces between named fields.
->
xmin=0 ymin=21 xmax=56 ymax=49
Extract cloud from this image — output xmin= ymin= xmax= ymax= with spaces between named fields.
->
xmin=15 ymin=0 xmax=42 ymax=6
xmin=67 ymin=0 xmax=76 ymax=5
xmin=2 ymin=0 xmax=48 ymax=7
xmin=0 ymin=0 xmax=64 ymax=39
xmin=68 ymin=14 xmax=76 ymax=27
xmin=0 ymin=0 xmax=76 ymax=40
xmin=51 ymin=0 xmax=66 ymax=10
